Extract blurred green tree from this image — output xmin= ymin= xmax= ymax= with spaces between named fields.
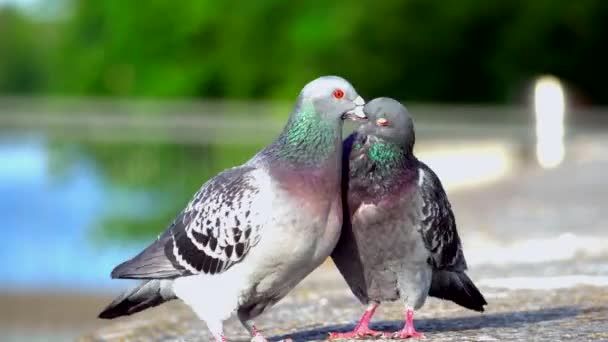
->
xmin=0 ymin=1 xmax=606 ymax=103
xmin=0 ymin=7 xmax=53 ymax=93
xmin=47 ymin=0 xmax=608 ymax=103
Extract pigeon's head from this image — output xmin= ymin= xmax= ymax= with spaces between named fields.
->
xmin=298 ymin=76 xmax=366 ymax=123
xmin=360 ymin=97 xmax=415 ymax=151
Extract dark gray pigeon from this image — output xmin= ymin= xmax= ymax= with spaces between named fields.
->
xmin=330 ymin=97 xmax=486 ymax=339
xmin=98 ymin=76 xmax=366 ymax=342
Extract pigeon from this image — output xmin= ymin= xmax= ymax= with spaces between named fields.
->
xmin=329 ymin=97 xmax=486 ymax=339
xmin=98 ymin=76 xmax=367 ymax=342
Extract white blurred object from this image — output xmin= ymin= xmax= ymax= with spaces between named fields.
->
xmin=465 ymin=232 xmax=608 ymax=266
xmin=418 ymin=141 xmax=514 ymax=192
xmin=534 ymin=75 xmax=566 ymax=169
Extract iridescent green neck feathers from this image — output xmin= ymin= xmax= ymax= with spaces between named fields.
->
xmin=366 ymin=140 xmax=408 ymax=175
xmin=273 ymin=101 xmax=340 ymax=165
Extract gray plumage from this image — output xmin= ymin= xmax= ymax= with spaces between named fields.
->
xmin=99 ymin=76 xmax=366 ymax=342
xmin=331 ymin=97 xmax=486 ymax=317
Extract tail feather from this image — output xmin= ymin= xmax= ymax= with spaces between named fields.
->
xmin=98 ymin=279 xmax=176 ymax=319
xmin=428 ymin=270 xmax=487 ymax=312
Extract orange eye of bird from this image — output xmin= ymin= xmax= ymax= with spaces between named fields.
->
xmin=333 ymin=89 xmax=345 ymax=99
xmin=377 ymin=118 xmax=389 ymax=126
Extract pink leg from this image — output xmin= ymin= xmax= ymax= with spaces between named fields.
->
xmin=252 ymin=325 xmax=262 ymax=336
xmin=251 ymin=325 xmax=268 ymax=341
xmin=328 ymin=303 xmax=386 ymax=339
xmin=388 ymin=308 xmax=425 ymax=339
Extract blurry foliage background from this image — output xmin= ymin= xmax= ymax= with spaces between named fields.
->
xmin=1 ymin=0 xmax=608 ymax=103
xmin=1 ymin=0 xmax=607 ymax=242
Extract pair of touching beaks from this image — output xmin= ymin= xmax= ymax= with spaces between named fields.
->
xmin=344 ymin=96 xmax=367 ymax=120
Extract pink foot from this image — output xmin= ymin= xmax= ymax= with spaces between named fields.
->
xmin=328 ymin=326 xmax=385 ymax=339
xmin=328 ymin=303 xmax=387 ymax=339
xmin=385 ymin=308 xmax=425 ymax=339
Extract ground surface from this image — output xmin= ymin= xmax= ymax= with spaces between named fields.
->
xmin=79 ymin=264 xmax=608 ymax=342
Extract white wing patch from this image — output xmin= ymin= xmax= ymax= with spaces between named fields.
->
xmin=417 ymin=168 xmax=425 ymax=186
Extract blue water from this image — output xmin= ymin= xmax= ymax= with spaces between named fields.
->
xmin=0 ymin=136 xmax=147 ymax=292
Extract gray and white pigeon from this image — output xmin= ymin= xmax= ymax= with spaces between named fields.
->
xmin=330 ymin=97 xmax=486 ymax=339
xmin=98 ymin=76 xmax=366 ymax=342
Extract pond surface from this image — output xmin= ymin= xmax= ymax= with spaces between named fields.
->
xmin=0 ymin=133 xmax=264 ymax=292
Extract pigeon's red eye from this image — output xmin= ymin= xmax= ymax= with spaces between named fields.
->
xmin=333 ymin=89 xmax=345 ymax=99
xmin=376 ymin=118 xmax=389 ymax=126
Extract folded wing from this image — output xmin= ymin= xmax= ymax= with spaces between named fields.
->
xmin=417 ymin=163 xmax=467 ymax=272
xmin=111 ymin=166 xmax=266 ymax=279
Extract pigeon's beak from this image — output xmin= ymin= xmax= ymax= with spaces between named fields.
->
xmin=342 ymin=96 xmax=367 ymax=121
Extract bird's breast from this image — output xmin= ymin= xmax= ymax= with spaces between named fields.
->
xmin=351 ymin=197 xmax=400 ymax=226
xmin=272 ymin=164 xmax=340 ymax=212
